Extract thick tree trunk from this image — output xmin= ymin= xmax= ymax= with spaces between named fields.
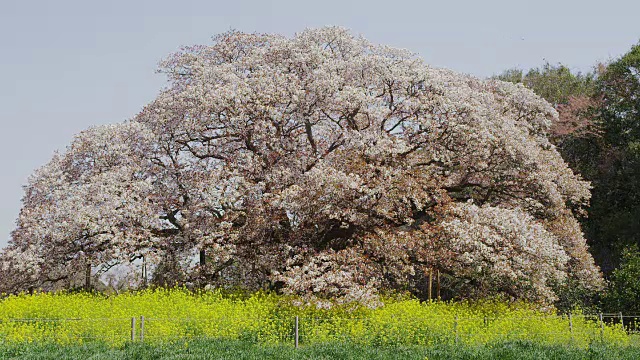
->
xmin=199 ymin=249 xmax=206 ymax=266
xmin=85 ymin=261 xmax=91 ymax=291
xmin=428 ymin=269 xmax=433 ymax=301
xmin=437 ymin=269 xmax=441 ymax=300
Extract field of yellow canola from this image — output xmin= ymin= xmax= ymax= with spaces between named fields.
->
xmin=0 ymin=289 xmax=629 ymax=347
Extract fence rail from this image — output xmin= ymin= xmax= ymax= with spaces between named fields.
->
xmin=1 ymin=313 xmax=640 ymax=346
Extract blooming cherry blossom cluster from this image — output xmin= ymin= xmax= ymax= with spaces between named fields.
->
xmin=1 ymin=27 xmax=602 ymax=304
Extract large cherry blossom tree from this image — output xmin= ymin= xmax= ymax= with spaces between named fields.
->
xmin=1 ymin=27 xmax=602 ymax=304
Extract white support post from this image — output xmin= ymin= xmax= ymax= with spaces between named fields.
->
xmin=620 ymin=312 xmax=624 ymax=329
xmin=568 ymin=312 xmax=574 ymax=344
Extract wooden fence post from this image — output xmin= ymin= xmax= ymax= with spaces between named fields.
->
xmin=599 ymin=313 xmax=604 ymax=340
xmin=131 ymin=317 xmax=136 ymax=341
xmin=140 ymin=315 xmax=145 ymax=342
xmin=294 ymin=316 xmax=299 ymax=349
xmin=454 ymin=315 xmax=459 ymax=345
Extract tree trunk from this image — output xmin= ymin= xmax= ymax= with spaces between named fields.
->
xmin=428 ymin=268 xmax=433 ymax=301
xmin=199 ymin=249 xmax=206 ymax=266
xmin=142 ymin=255 xmax=147 ymax=288
xmin=85 ymin=261 xmax=91 ymax=291
xmin=437 ymin=269 xmax=441 ymax=300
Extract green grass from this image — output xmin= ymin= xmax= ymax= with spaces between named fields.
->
xmin=1 ymin=339 xmax=640 ymax=360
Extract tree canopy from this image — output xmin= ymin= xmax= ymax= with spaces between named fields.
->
xmin=0 ymin=28 xmax=602 ymax=305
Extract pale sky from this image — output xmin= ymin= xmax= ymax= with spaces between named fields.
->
xmin=1 ymin=0 xmax=639 ymax=248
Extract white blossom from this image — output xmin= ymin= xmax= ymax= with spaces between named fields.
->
xmin=1 ymin=27 xmax=601 ymax=303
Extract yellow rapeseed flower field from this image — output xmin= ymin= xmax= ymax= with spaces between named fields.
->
xmin=0 ymin=289 xmax=629 ymax=347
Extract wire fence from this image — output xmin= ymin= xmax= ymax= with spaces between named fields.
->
xmin=1 ymin=313 xmax=640 ymax=347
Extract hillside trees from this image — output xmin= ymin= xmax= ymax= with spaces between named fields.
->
xmin=588 ymin=43 xmax=640 ymax=273
xmin=494 ymin=63 xmax=602 ymax=177
xmin=0 ymin=28 xmax=603 ymax=304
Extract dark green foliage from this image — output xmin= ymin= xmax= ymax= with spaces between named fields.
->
xmin=554 ymin=279 xmax=602 ymax=315
xmin=604 ymin=246 xmax=640 ymax=313
xmin=587 ymin=44 xmax=640 ymax=275
xmin=598 ymin=44 xmax=640 ymax=147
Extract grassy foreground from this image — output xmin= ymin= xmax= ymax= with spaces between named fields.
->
xmin=2 ymin=339 xmax=640 ymax=360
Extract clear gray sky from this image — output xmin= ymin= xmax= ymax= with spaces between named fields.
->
xmin=1 ymin=0 xmax=638 ymax=248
